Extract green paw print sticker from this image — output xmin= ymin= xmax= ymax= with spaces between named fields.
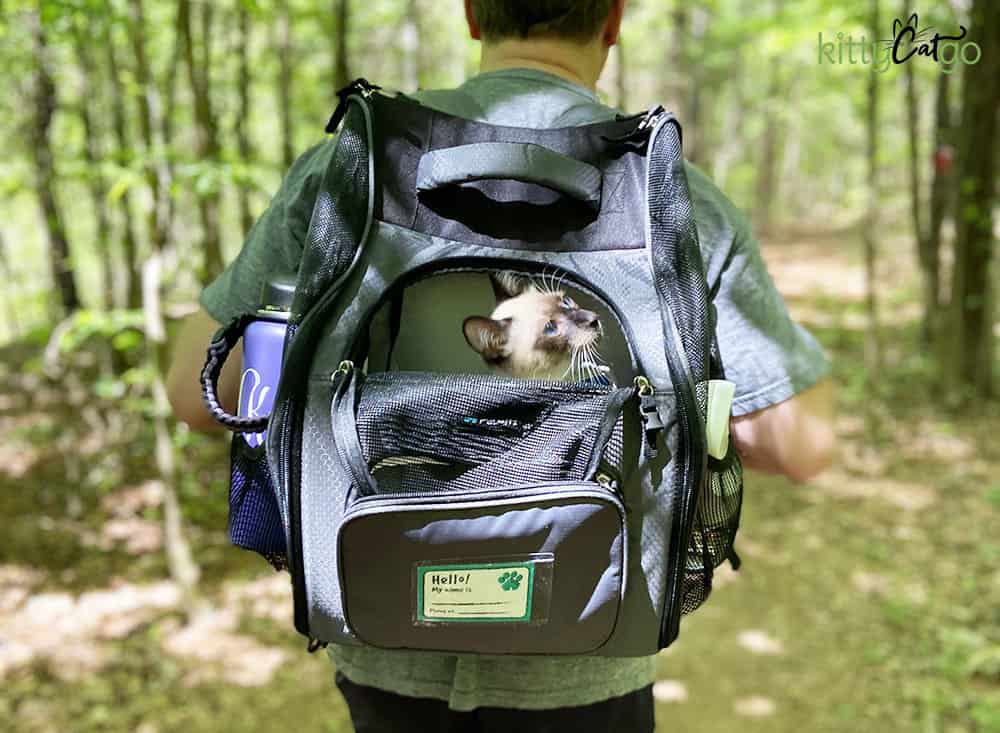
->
xmin=497 ymin=571 xmax=523 ymax=591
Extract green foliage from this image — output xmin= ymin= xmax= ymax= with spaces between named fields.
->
xmin=55 ymin=308 xmax=145 ymax=355
xmin=0 ymin=1 xmax=996 ymax=727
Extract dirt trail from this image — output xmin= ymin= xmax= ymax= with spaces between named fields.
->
xmin=1 ymin=233 xmax=997 ymax=732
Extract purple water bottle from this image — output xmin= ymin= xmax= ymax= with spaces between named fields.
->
xmin=238 ymin=276 xmax=295 ymax=447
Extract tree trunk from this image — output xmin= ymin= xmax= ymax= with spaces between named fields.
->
xmin=753 ymin=74 xmax=782 ymax=235
xmin=71 ymin=17 xmax=116 ymax=311
xmin=29 ymin=11 xmax=80 ymax=316
xmin=947 ymin=0 xmax=1000 ymax=398
xmin=178 ymin=0 xmax=224 ymax=283
xmin=666 ymin=3 xmax=689 ymax=125
xmin=753 ymin=0 xmax=786 ymax=236
xmin=0 ymin=233 xmax=21 ymax=339
xmin=615 ymin=35 xmax=627 ymax=111
xmin=142 ymin=253 xmax=200 ymax=602
xmin=117 ymin=0 xmax=201 ymax=599
xmin=902 ymin=0 xmax=939 ymax=345
xmin=127 ymin=0 xmax=173 ymax=262
xmin=862 ymin=0 xmax=882 ymax=429
xmin=684 ymin=8 xmax=711 ymax=166
xmin=334 ymin=0 xmax=351 ymax=92
xmin=401 ymin=0 xmax=422 ymax=90
xmin=276 ymin=0 xmax=295 ymax=169
xmin=926 ymin=70 xmax=952 ymax=329
xmin=711 ymin=33 xmax=746 ymax=189
xmin=236 ymin=0 xmax=256 ymax=235
xmin=103 ymin=21 xmax=143 ymax=310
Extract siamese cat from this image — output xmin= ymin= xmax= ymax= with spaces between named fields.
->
xmin=463 ymin=272 xmax=607 ymax=382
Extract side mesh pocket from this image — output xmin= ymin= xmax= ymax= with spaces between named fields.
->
xmin=681 ymin=383 xmax=744 ymax=615
xmin=229 ymin=438 xmax=287 ymax=570
xmin=353 ymin=372 xmax=632 ymax=495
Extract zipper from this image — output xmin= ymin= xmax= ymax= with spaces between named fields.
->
xmin=361 ymin=369 xmax=618 ymax=395
xmin=281 ymin=89 xmax=378 ymax=637
xmin=325 ymin=78 xmax=381 ymax=133
xmin=330 ymin=360 xmax=375 ymax=496
xmin=595 ymin=471 xmax=618 ymax=494
xmin=643 ymin=114 xmax=708 ymax=648
xmin=345 ymin=481 xmax=625 ymax=518
xmin=344 ymin=258 xmax=643 ymax=375
xmin=339 ymin=369 xmax=643 ymax=502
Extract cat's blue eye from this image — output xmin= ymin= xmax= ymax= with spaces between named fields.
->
xmin=543 ymin=320 xmax=558 ymax=335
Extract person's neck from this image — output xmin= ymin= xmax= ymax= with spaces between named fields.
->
xmin=479 ymin=38 xmax=604 ymax=91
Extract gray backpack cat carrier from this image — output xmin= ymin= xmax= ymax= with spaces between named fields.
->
xmin=202 ymin=79 xmax=743 ymax=657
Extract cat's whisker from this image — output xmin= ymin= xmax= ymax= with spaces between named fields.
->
xmin=583 ymin=345 xmax=598 ymax=382
xmin=544 ymin=269 xmax=559 ymax=296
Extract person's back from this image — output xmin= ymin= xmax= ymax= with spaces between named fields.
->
xmin=167 ymin=1 xmax=835 ymax=729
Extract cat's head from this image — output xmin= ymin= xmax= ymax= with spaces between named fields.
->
xmin=462 ymin=272 xmax=603 ymax=380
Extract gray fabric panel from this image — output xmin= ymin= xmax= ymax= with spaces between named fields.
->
xmin=416 ymin=142 xmax=603 ymax=208
xmin=301 ymin=375 xmax=357 ymax=644
xmin=338 ymin=493 xmax=624 ymax=654
xmin=612 ymin=392 xmax=680 ymax=655
xmin=299 ymin=220 xmax=677 ymax=655
xmin=310 ymin=220 xmax=670 ymax=387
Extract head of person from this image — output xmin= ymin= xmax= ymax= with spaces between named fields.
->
xmin=464 ymin=0 xmax=627 ymax=88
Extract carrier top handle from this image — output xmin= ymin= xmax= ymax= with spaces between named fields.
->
xmin=416 ymin=142 xmax=603 ymax=212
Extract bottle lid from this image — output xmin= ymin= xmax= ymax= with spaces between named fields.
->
xmin=256 ymin=275 xmax=296 ymax=319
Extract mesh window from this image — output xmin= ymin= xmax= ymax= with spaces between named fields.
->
xmin=294 ymin=105 xmax=370 ymax=316
xmin=647 ymin=120 xmax=711 ymax=383
xmin=354 ymin=372 xmax=632 ymax=495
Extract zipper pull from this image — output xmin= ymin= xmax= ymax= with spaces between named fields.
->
xmin=638 ymin=105 xmax=667 ymax=132
xmin=595 ymin=472 xmax=619 ymax=493
xmin=325 ymin=78 xmax=381 ymax=132
xmin=603 ymin=106 xmax=668 ymax=144
xmin=330 ymin=360 xmax=355 ymax=384
xmin=306 ymin=637 xmax=328 ymax=654
xmin=634 ymin=376 xmax=663 ymax=457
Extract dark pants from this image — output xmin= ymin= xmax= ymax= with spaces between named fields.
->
xmin=335 ymin=672 xmax=655 ymax=733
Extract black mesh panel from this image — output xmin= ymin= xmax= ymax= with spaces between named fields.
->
xmin=354 ymin=372 xmax=632 ymax=495
xmin=648 ymin=116 xmax=744 ymax=623
xmin=292 ymin=104 xmax=371 ymax=320
xmin=647 ymin=120 xmax=710 ymax=379
xmin=228 ymin=441 xmax=287 ymax=571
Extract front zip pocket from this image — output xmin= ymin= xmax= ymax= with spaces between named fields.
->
xmin=336 ymin=482 xmax=627 ymax=655
xmin=332 ymin=369 xmax=636 ymax=498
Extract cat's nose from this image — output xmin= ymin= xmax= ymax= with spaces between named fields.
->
xmin=577 ymin=310 xmax=601 ymax=330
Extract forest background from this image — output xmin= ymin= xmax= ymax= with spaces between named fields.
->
xmin=0 ymin=0 xmax=998 ymax=731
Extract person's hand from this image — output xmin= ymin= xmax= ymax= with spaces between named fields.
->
xmin=731 ymin=378 xmax=836 ymax=482
xmin=166 ymin=309 xmax=242 ymax=432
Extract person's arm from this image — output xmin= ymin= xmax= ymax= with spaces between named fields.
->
xmin=731 ymin=377 xmax=835 ymax=482
xmin=166 ymin=309 xmax=242 ymax=433
xmin=686 ymin=164 xmax=835 ymax=483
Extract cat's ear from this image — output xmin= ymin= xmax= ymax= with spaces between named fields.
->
xmin=490 ymin=271 xmax=532 ymax=302
xmin=463 ymin=316 xmax=510 ymax=361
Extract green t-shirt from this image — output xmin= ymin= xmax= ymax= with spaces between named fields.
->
xmin=201 ymin=68 xmax=829 ymax=711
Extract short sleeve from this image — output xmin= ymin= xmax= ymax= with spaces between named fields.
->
xmin=199 ymin=141 xmax=334 ymax=325
xmin=684 ymin=164 xmax=829 ymax=417
xmin=710 ymin=222 xmax=830 ymax=416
